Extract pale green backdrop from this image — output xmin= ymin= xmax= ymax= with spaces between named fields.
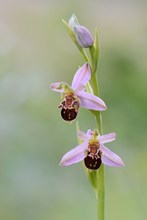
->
xmin=0 ymin=0 xmax=147 ymax=219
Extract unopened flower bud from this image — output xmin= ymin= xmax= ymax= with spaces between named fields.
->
xmin=74 ymin=25 xmax=94 ymax=48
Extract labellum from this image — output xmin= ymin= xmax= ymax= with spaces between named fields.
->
xmin=59 ymin=93 xmax=80 ymax=121
xmin=84 ymin=142 xmax=102 ymax=170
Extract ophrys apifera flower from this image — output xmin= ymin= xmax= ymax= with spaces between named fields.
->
xmin=50 ymin=63 xmax=107 ymax=121
xmin=60 ymin=129 xmax=124 ymax=170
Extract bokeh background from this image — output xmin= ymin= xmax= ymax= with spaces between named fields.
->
xmin=0 ymin=0 xmax=147 ymax=219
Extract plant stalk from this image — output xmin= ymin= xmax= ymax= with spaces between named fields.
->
xmin=91 ymin=71 xmax=105 ymax=220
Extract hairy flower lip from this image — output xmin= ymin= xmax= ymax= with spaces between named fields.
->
xmin=50 ymin=63 xmax=107 ymax=121
xmin=59 ymin=129 xmax=125 ymax=169
xmin=58 ymin=93 xmax=80 ymax=121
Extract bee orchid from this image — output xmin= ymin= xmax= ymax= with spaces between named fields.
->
xmin=50 ymin=63 xmax=107 ymax=121
xmin=60 ymin=129 xmax=125 ymax=170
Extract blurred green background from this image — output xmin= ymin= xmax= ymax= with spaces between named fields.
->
xmin=0 ymin=0 xmax=147 ymax=220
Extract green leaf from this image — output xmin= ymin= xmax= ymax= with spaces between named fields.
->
xmin=62 ymin=19 xmax=78 ymax=45
xmin=84 ymin=166 xmax=98 ymax=190
xmin=93 ymin=28 xmax=99 ymax=73
xmin=86 ymin=81 xmax=93 ymax=94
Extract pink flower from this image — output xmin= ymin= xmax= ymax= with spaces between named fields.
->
xmin=50 ymin=63 xmax=107 ymax=121
xmin=60 ymin=129 xmax=124 ymax=170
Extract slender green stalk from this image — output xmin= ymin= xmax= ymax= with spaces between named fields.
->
xmin=97 ymin=164 xmax=105 ymax=220
xmin=91 ymin=71 xmax=105 ymax=220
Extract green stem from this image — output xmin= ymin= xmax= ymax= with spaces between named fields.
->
xmin=91 ymin=71 xmax=105 ymax=220
xmin=79 ymin=48 xmax=91 ymax=63
xmin=97 ymin=164 xmax=105 ymax=220
xmin=91 ymin=71 xmax=99 ymax=94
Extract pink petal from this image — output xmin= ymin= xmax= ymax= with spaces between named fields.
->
xmin=50 ymin=82 xmax=64 ymax=93
xmin=99 ymin=133 xmax=116 ymax=144
xmin=77 ymin=91 xmax=107 ymax=111
xmin=71 ymin=63 xmax=91 ymax=90
xmin=59 ymin=141 xmax=88 ymax=166
xmin=101 ymin=145 xmax=125 ymax=167
xmin=78 ymin=130 xmax=89 ymax=141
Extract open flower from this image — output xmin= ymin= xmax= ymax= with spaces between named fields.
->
xmin=60 ymin=129 xmax=124 ymax=170
xmin=50 ymin=63 xmax=107 ymax=121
